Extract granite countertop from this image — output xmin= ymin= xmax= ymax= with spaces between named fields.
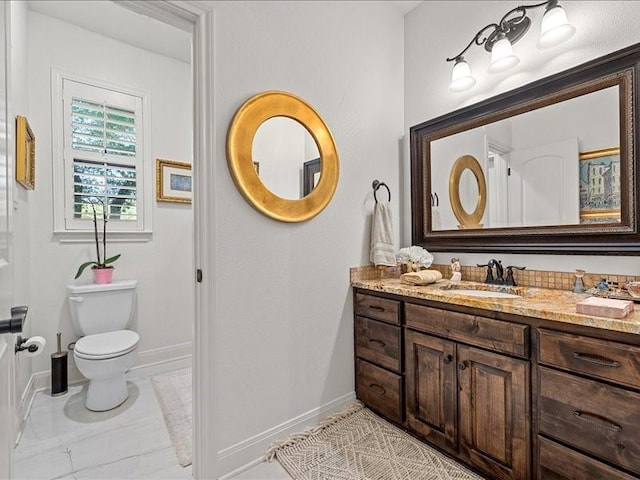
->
xmin=352 ymin=278 xmax=640 ymax=336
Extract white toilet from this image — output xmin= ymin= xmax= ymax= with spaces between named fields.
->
xmin=66 ymin=280 xmax=140 ymax=411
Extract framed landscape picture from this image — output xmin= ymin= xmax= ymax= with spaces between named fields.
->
xmin=156 ymin=158 xmax=192 ymax=204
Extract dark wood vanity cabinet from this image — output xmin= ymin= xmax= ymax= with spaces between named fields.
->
xmin=353 ymin=288 xmax=640 ymax=480
xmin=537 ymin=329 xmax=640 ymax=479
xmin=405 ymin=330 xmax=457 ymax=450
xmin=354 ymin=293 xmax=403 ymax=423
xmin=405 ymin=308 xmax=530 ymax=480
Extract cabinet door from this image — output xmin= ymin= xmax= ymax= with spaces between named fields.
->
xmin=405 ymin=330 xmax=457 ymax=453
xmin=458 ymin=346 xmax=530 ymax=480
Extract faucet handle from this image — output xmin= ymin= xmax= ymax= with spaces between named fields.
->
xmin=477 ymin=264 xmax=494 ymax=283
xmin=505 ymin=266 xmax=526 ymax=286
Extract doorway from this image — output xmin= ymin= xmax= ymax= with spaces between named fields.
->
xmin=7 ymin=1 xmax=215 ymax=478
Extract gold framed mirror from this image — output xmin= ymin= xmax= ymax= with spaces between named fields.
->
xmin=449 ymin=155 xmax=487 ymax=229
xmin=226 ymin=91 xmax=339 ymax=222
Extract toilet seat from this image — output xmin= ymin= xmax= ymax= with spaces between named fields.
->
xmin=74 ymin=330 xmax=140 ymax=360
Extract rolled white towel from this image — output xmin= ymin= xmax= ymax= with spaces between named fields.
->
xmin=400 ymin=269 xmax=443 ymax=285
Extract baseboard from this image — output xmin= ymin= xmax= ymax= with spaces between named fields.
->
xmin=32 ymin=341 xmax=192 ymax=390
xmin=127 ymin=341 xmax=192 ymax=379
xmin=217 ymin=391 xmax=357 ymax=478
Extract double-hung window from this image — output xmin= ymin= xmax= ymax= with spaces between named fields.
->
xmin=54 ymin=72 xmax=150 ymax=235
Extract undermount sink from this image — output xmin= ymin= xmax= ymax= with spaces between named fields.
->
xmin=443 ymin=289 xmax=522 ymax=299
xmin=438 ymin=283 xmax=523 ymax=299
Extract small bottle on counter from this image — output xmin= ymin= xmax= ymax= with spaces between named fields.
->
xmin=573 ymin=269 xmax=585 ymax=293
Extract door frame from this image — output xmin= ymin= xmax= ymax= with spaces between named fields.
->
xmin=117 ymin=2 xmax=217 ymax=478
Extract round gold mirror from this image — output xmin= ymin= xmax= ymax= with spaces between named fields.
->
xmin=449 ymin=155 xmax=487 ymax=229
xmin=226 ymin=91 xmax=339 ymax=222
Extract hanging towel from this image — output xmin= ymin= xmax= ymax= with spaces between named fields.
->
xmin=370 ymin=202 xmax=396 ymax=266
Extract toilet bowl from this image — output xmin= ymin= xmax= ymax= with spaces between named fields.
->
xmin=67 ymin=280 xmax=139 ymax=411
xmin=73 ymin=330 xmax=140 ymax=411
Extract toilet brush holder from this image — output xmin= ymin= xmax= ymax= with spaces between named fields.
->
xmin=51 ymin=332 xmax=68 ymax=397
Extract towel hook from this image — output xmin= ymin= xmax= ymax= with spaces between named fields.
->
xmin=372 ymin=180 xmax=391 ymax=203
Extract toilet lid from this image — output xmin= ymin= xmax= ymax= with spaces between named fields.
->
xmin=74 ymin=330 xmax=139 ymax=359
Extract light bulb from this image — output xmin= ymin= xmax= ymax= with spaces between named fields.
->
xmin=449 ymin=58 xmax=476 ymax=92
xmin=489 ymin=35 xmax=520 ymax=73
xmin=538 ymin=3 xmax=576 ymax=48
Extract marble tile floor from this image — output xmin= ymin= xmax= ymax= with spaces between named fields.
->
xmin=14 ymin=377 xmax=192 ymax=480
xmin=14 ymin=375 xmax=291 ymax=480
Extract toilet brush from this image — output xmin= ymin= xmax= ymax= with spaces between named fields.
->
xmin=51 ymin=332 xmax=68 ymax=396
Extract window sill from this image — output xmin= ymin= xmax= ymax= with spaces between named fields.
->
xmin=54 ymin=230 xmax=153 ymax=244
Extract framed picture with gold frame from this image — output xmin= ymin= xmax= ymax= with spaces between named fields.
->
xmin=579 ymin=147 xmax=621 ymax=224
xmin=16 ymin=115 xmax=35 ymax=190
xmin=156 ymin=158 xmax=192 ymax=204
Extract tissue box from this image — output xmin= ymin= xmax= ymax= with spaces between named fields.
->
xmin=576 ymin=296 xmax=634 ymax=319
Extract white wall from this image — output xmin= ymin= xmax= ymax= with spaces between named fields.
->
xmin=26 ymin=11 xmax=193 ymax=376
xmin=405 ymin=0 xmax=640 ymax=273
xmin=9 ymin=0 xmax=32 ymax=425
xmin=208 ymin=0 xmax=404 ymax=469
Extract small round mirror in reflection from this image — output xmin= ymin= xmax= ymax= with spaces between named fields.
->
xmin=459 ymin=168 xmax=480 ymax=214
xmin=252 ymin=117 xmax=320 ymax=200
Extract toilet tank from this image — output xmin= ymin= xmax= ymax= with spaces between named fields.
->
xmin=66 ymin=280 xmax=138 ymax=336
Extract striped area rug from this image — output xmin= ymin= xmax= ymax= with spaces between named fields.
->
xmin=266 ymin=403 xmax=484 ymax=480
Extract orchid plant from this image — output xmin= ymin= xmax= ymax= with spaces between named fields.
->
xmin=74 ymin=201 xmax=121 ymax=279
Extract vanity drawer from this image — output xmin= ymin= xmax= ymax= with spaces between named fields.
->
xmin=355 ymin=293 xmax=400 ymax=325
xmin=538 ymin=367 xmax=640 ymax=475
xmin=355 ymin=316 xmax=401 ymax=373
xmin=538 ymin=436 xmax=637 ymax=480
xmin=405 ymin=303 xmax=529 ymax=357
xmin=538 ymin=329 xmax=640 ymax=390
xmin=356 ymin=358 xmax=402 ymax=423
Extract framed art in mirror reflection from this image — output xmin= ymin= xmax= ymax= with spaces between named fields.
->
xmin=579 ymin=147 xmax=620 ymax=223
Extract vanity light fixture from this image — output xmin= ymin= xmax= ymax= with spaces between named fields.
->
xmin=446 ymin=0 xmax=576 ymax=92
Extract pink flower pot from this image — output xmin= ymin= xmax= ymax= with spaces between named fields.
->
xmin=92 ymin=267 xmax=114 ymax=284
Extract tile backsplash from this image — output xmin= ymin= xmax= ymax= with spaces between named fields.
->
xmin=350 ymin=264 xmax=640 ymax=292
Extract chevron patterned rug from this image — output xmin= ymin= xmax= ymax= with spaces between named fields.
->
xmin=265 ymin=403 xmax=484 ymax=480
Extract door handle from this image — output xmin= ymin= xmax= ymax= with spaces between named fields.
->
xmin=0 ymin=306 xmax=28 ymax=334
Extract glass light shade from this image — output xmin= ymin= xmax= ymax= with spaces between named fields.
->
xmin=489 ymin=36 xmax=520 ymax=72
xmin=538 ymin=4 xmax=576 ymax=48
xmin=449 ymin=59 xmax=476 ymax=92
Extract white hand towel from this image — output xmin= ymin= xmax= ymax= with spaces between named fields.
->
xmin=370 ymin=202 xmax=396 ymax=266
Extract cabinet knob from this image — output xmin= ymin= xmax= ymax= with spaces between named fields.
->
xmin=458 ymin=362 xmax=466 ymax=370
xmin=443 ymin=354 xmax=453 ymax=365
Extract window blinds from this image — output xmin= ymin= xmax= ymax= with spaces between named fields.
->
xmin=70 ymin=96 xmax=138 ymax=221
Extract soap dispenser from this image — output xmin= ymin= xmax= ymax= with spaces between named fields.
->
xmin=573 ymin=269 xmax=585 ymax=293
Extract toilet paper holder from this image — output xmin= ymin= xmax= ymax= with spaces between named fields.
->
xmin=15 ymin=335 xmax=40 ymax=355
